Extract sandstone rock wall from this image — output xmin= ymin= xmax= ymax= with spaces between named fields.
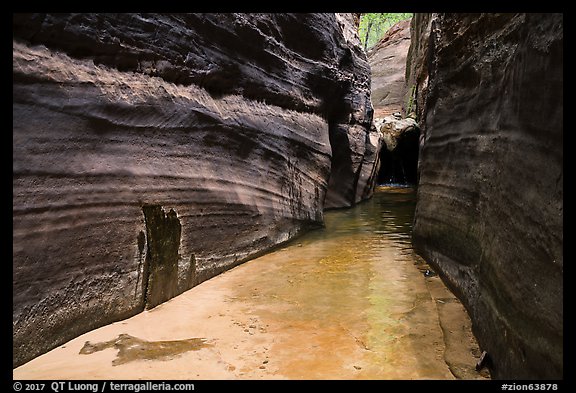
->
xmin=367 ymin=19 xmax=411 ymax=118
xmin=324 ymin=14 xmax=380 ymax=208
xmin=404 ymin=13 xmax=433 ymax=126
xmin=13 ymin=13 xmax=377 ymax=367
xmin=410 ymin=13 xmax=563 ymax=378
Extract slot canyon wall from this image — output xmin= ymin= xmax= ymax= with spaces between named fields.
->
xmin=367 ymin=19 xmax=419 ymax=185
xmin=367 ymin=18 xmax=411 ymax=118
xmin=409 ymin=13 xmax=563 ymax=378
xmin=12 ymin=13 xmax=380 ymax=367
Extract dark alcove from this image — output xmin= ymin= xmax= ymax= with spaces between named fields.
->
xmin=376 ymin=128 xmax=420 ymax=185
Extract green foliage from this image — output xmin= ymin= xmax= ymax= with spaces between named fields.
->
xmin=406 ymin=84 xmax=417 ymax=117
xmin=359 ymin=13 xmax=412 ymax=51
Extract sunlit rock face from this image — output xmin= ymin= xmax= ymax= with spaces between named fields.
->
xmin=410 ymin=13 xmax=563 ymax=379
xmin=12 ymin=13 xmax=377 ymax=367
xmin=367 ymin=19 xmax=411 ymax=118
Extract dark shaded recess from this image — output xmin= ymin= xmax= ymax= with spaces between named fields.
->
xmin=377 ymin=128 xmax=419 ymax=185
xmin=313 ymin=68 xmax=358 ymax=208
xmin=13 ymin=13 xmax=139 ymax=70
xmin=306 ymin=70 xmax=352 ymax=122
xmin=141 ymin=205 xmax=182 ymax=310
xmin=275 ymin=14 xmax=329 ymax=59
xmin=325 ymin=124 xmax=355 ymax=205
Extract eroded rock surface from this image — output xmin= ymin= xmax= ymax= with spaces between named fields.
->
xmin=324 ymin=14 xmax=380 ymax=209
xmin=410 ymin=13 xmax=563 ymax=379
xmin=367 ymin=19 xmax=411 ymax=118
xmin=404 ymin=13 xmax=433 ymax=126
xmin=376 ymin=114 xmax=418 ymax=152
xmin=13 ymin=13 xmax=377 ymax=367
xmin=374 ymin=114 xmax=419 ymax=185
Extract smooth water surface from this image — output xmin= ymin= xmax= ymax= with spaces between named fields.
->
xmin=14 ymin=186 xmax=486 ymax=380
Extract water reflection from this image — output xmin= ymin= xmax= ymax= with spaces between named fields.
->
xmin=14 ymin=186 xmax=484 ymax=380
xmin=224 ymin=185 xmax=461 ymax=378
xmin=309 ymin=185 xmax=417 ymax=249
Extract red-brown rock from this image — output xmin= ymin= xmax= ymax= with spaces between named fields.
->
xmin=410 ymin=13 xmax=563 ymax=379
xmin=12 ymin=13 xmax=377 ymax=367
xmin=367 ymin=19 xmax=411 ymax=118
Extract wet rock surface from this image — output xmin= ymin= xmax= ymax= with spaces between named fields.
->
xmin=79 ymin=334 xmax=212 ymax=366
xmin=141 ymin=205 xmax=183 ymax=310
xmin=12 ymin=13 xmax=377 ymax=367
xmin=410 ymin=13 xmax=563 ymax=379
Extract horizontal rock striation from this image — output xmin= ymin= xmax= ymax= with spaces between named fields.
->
xmin=411 ymin=13 xmax=563 ymax=378
xmin=13 ymin=13 xmax=377 ymax=367
xmin=324 ymin=14 xmax=380 ymax=209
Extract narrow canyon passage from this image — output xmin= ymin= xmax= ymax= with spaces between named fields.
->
xmin=14 ymin=187 xmax=487 ymax=380
xmin=12 ymin=13 xmax=563 ymax=379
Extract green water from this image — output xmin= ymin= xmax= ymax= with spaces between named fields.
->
xmin=15 ymin=186 xmax=484 ymax=380
xmin=226 ymin=185 xmax=467 ymax=378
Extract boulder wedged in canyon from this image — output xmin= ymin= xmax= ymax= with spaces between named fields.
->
xmin=376 ymin=114 xmax=418 ymax=153
xmin=366 ymin=19 xmax=417 ymax=186
xmin=410 ymin=13 xmax=563 ymax=379
xmin=12 ymin=13 xmax=377 ymax=367
xmin=367 ymin=19 xmax=411 ymax=118
xmin=374 ymin=114 xmax=419 ymax=184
